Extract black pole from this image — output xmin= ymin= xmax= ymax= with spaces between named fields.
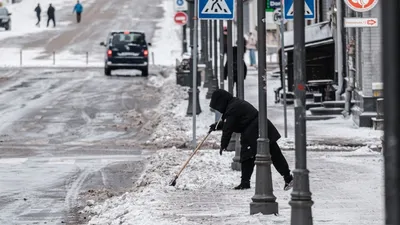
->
xmin=206 ymin=20 xmax=218 ymax=99
xmin=219 ymin=20 xmax=225 ymax=90
xmin=289 ymin=0 xmax=313 ymax=223
xmin=382 ymin=0 xmax=400 ymax=224
xmin=183 ymin=23 xmax=188 ymax=54
xmin=203 ymin=20 xmax=210 ymax=87
xmin=236 ymin=0 xmax=244 ymax=99
xmin=249 ymin=0 xmax=278 ymax=215
xmin=213 ymin=20 xmax=218 ymax=89
xmin=187 ymin=2 xmax=194 ymax=48
xmin=227 ymin=21 xmax=234 ymax=94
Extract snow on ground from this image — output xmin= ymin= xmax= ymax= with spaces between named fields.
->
xmin=150 ymin=0 xmax=182 ymax=66
xmin=0 ymin=0 xmax=92 ymax=38
xmin=83 ymin=147 xmax=383 ymax=225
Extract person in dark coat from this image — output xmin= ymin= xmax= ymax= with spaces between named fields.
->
xmin=47 ymin=3 xmax=56 ymax=27
xmin=34 ymin=3 xmax=41 ymax=27
xmin=209 ymin=89 xmax=293 ymax=190
xmin=224 ymin=46 xmax=247 ymax=95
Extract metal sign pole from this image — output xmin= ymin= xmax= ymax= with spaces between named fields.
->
xmin=192 ymin=0 xmax=199 ymax=147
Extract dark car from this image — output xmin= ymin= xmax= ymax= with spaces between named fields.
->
xmin=0 ymin=7 xmax=11 ymax=31
xmin=100 ymin=31 xmax=151 ymax=76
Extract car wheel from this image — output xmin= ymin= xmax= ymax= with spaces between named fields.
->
xmin=104 ymin=67 xmax=111 ymax=76
xmin=141 ymin=67 xmax=149 ymax=77
xmin=5 ymin=22 xmax=10 ymax=31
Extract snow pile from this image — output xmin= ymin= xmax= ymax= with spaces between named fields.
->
xmin=83 ymin=148 xmax=244 ymax=225
xmin=141 ymin=75 xmax=220 ymax=149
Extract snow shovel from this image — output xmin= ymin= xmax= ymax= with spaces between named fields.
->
xmin=169 ymin=117 xmax=222 ymax=187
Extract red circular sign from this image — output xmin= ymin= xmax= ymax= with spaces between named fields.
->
xmin=344 ymin=0 xmax=379 ymax=12
xmin=174 ymin=12 xmax=188 ymax=26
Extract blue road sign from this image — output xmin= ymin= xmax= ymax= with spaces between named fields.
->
xmin=283 ymin=0 xmax=315 ymax=20
xmin=198 ymin=0 xmax=234 ymax=20
xmin=177 ymin=0 xmax=184 ymax=6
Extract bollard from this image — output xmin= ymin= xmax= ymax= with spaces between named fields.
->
xmin=86 ymin=52 xmax=89 ymax=65
xmin=186 ymin=87 xmax=202 ymax=115
xmin=53 ymin=51 xmax=55 ymax=65
xmin=152 ymin=52 xmax=155 ymax=65
xmin=20 ymin=50 xmax=22 ymax=66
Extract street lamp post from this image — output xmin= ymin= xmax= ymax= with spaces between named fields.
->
xmin=249 ymin=0 xmax=278 ymax=215
xmin=289 ymin=0 xmax=313 ymax=223
xmin=382 ymin=0 xmax=400 ymax=224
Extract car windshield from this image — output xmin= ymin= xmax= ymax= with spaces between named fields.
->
xmin=0 ymin=8 xmax=8 ymax=15
xmin=110 ymin=33 xmax=145 ymax=45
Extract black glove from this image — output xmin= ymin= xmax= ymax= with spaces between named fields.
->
xmin=209 ymin=122 xmax=223 ymax=132
xmin=219 ymin=148 xmax=225 ymax=155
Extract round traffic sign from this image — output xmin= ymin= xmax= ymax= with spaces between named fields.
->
xmin=174 ymin=12 xmax=188 ymax=26
xmin=344 ymin=0 xmax=379 ymax=12
xmin=176 ymin=0 xmax=184 ymax=6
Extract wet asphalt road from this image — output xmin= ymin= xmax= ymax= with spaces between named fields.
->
xmin=0 ymin=69 xmax=164 ymax=224
xmin=0 ymin=0 xmax=165 ymax=223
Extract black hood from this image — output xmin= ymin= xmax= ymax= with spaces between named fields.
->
xmin=209 ymin=89 xmax=233 ymax=114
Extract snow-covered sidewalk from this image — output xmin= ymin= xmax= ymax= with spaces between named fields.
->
xmin=83 ymin=147 xmax=383 ymax=225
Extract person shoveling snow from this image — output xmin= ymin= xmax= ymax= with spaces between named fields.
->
xmin=209 ymin=89 xmax=294 ymax=191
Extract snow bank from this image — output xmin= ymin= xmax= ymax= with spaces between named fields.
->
xmin=83 ymin=148 xmax=241 ymax=225
xmin=140 ymin=73 xmax=220 ymax=149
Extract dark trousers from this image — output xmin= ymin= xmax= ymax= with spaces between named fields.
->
xmin=240 ymin=141 xmax=291 ymax=184
xmin=47 ymin=17 xmax=55 ymax=27
xmin=36 ymin=15 xmax=41 ymax=25
xmin=76 ymin=12 xmax=81 ymax=23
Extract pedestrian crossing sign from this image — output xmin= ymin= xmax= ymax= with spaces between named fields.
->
xmin=198 ymin=0 xmax=234 ymax=20
xmin=283 ymin=0 xmax=315 ymax=20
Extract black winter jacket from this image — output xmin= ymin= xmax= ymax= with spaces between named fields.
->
xmin=47 ymin=5 xmax=55 ymax=17
xmin=209 ymin=89 xmax=281 ymax=152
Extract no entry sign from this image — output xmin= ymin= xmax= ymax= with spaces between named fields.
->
xmin=174 ymin=11 xmax=188 ymax=26
xmin=344 ymin=0 xmax=379 ymax=12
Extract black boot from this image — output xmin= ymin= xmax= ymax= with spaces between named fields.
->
xmin=284 ymin=174 xmax=293 ymax=191
xmin=234 ymin=182 xmax=250 ymax=190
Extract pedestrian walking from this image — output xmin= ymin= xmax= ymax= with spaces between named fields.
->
xmin=73 ymin=0 xmax=83 ymax=23
xmin=46 ymin=3 xmax=56 ymax=27
xmin=34 ymin=3 xmax=41 ymax=27
xmin=246 ymin=31 xmax=257 ymax=67
xmin=209 ymin=89 xmax=294 ymax=190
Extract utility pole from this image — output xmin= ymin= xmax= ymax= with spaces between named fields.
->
xmin=382 ymin=0 xmax=400 ymax=224
xmin=249 ymin=0 xmax=278 ymax=215
xmin=289 ymin=0 xmax=313 ymax=223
